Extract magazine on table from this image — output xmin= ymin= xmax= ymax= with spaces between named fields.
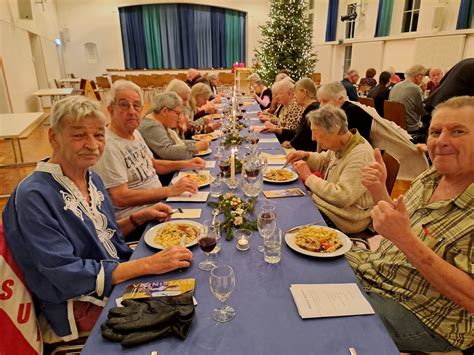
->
xmin=123 ymin=278 xmax=195 ymax=300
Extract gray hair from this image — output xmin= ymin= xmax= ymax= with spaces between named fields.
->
xmin=166 ymin=79 xmax=191 ymax=98
xmin=151 ymin=92 xmax=183 ymax=114
xmin=295 ymin=77 xmax=317 ymax=99
xmin=432 ymin=95 xmax=474 ymax=117
xmin=190 ymin=83 xmax=212 ymax=110
xmin=50 ymin=95 xmax=107 ymax=132
xmin=317 ymin=82 xmax=347 ymax=101
xmin=107 ymin=79 xmax=143 ymax=106
xmin=207 ymin=73 xmax=218 ymax=80
xmin=272 ymin=77 xmax=295 ymax=95
xmin=308 ymin=105 xmax=349 ymax=135
xmin=405 ymin=64 xmax=426 ymax=78
xmin=344 ymin=69 xmax=359 ymax=79
xmin=248 ymin=73 xmax=262 ymax=85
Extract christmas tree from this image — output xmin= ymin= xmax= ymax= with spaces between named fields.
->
xmin=254 ymin=0 xmax=317 ymax=85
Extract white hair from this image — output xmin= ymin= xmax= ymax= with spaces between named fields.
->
xmin=50 ymin=95 xmax=107 ymax=131
xmin=151 ymin=92 xmax=183 ymax=114
xmin=308 ymin=105 xmax=348 ymax=134
xmin=107 ymin=80 xmax=143 ymax=106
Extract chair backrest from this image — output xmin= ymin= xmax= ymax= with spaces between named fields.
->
xmin=0 ymin=224 xmax=42 ymax=355
xmin=218 ymin=72 xmax=234 ymax=86
xmin=95 ymin=76 xmax=111 ymax=89
xmin=311 ymin=72 xmax=321 ymax=85
xmin=111 ymin=75 xmax=126 ymax=83
xmin=381 ymin=150 xmax=400 ymax=195
xmin=358 ymin=97 xmax=374 ymax=108
xmin=383 ymin=101 xmax=407 ymax=129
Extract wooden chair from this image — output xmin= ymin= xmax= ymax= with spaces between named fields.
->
xmin=218 ymin=72 xmax=234 ymax=87
xmin=311 ymin=72 xmax=321 ymax=85
xmin=175 ymin=73 xmax=187 ymax=81
xmin=95 ymin=76 xmax=111 ymax=90
xmin=383 ymin=101 xmax=407 ymax=129
xmin=358 ymin=97 xmax=374 ymax=108
xmin=381 ymin=150 xmax=400 ymax=196
xmin=111 ymin=75 xmax=125 ymax=83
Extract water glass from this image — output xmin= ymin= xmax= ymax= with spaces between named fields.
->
xmin=257 ymin=203 xmax=276 ymax=253
xmin=264 ymin=228 xmax=282 ymax=264
xmin=210 ymin=175 xmax=223 ymax=198
xmin=209 ymin=265 xmax=236 ymax=322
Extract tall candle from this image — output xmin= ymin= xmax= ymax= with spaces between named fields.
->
xmin=230 ymin=148 xmax=236 ymax=182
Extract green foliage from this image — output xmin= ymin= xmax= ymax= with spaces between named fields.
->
xmin=254 ymin=0 xmax=318 ymax=85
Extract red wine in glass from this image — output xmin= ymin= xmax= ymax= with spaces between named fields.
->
xmin=199 ymin=237 xmax=217 ymax=253
xmin=241 ymin=108 xmax=246 ymax=113
xmin=219 ymin=160 xmax=231 ymax=175
xmin=250 ymin=136 xmax=259 ymax=145
xmin=245 ymin=168 xmax=260 ymax=178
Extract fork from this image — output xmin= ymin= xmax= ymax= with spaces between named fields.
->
xmin=286 ymin=220 xmax=325 ymax=234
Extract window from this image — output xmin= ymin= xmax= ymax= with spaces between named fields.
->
xmin=343 ymin=46 xmax=352 ymax=73
xmin=345 ymin=3 xmax=356 ymax=39
xmin=402 ymin=0 xmax=421 ymax=33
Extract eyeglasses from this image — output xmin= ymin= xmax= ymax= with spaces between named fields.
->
xmin=167 ymin=107 xmax=181 ymax=116
xmin=114 ymin=100 xmax=143 ymax=112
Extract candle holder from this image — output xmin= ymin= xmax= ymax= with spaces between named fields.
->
xmin=235 ymin=229 xmax=252 ymax=251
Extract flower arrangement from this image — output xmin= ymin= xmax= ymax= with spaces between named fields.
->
xmin=208 ymin=193 xmax=258 ymax=240
xmin=223 ymin=133 xmax=244 ymax=147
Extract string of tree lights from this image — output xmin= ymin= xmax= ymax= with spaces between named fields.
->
xmin=254 ymin=0 xmax=318 ymax=85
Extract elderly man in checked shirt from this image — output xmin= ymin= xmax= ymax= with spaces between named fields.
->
xmin=347 ymin=96 xmax=473 ymax=353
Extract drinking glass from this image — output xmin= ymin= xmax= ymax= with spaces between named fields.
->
xmin=210 ymin=174 xmax=223 ymax=198
xmin=264 ymin=228 xmax=282 ymax=264
xmin=209 ymin=221 xmax=221 ymax=255
xmin=257 ymin=203 xmax=276 ymax=253
xmin=198 ymin=224 xmax=217 ymax=271
xmin=209 ymin=264 xmax=236 ymax=322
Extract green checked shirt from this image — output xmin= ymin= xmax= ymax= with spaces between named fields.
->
xmin=346 ymin=167 xmax=473 ymax=350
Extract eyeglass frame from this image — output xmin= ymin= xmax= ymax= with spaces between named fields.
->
xmin=113 ymin=99 xmax=143 ymax=112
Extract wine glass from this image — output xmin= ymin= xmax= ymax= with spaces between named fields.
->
xmin=209 ymin=264 xmax=236 ymax=322
xmin=198 ymin=224 xmax=217 ymax=271
xmin=257 ymin=203 xmax=276 ymax=253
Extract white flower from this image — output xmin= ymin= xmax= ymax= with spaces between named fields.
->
xmin=235 ymin=208 xmax=244 ymax=215
xmin=233 ymin=216 xmax=243 ymax=226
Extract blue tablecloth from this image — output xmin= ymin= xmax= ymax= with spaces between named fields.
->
xmin=82 ymin=102 xmax=398 ymax=355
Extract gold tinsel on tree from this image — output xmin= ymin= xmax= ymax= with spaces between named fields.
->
xmin=254 ymin=0 xmax=318 ymax=85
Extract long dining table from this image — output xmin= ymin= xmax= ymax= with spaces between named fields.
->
xmin=82 ymin=100 xmax=398 ymax=355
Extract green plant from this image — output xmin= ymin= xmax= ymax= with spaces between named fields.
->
xmin=208 ymin=193 xmax=258 ymax=240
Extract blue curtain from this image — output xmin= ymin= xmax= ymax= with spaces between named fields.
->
xmin=194 ymin=6 xmax=213 ymax=68
xmin=119 ymin=4 xmax=246 ymax=69
xmin=119 ymin=6 xmax=148 ymax=69
xmin=211 ymin=8 xmax=226 ymax=68
xmin=325 ymin=0 xmax=339 ymax=42
xmin=375 ymin=0 xmax=394 ymax=37
xmin=178 ymin=5 xmax=198 ymax=69
xmin=160 ymin=5 xmax=182 ymax=69
xmin=456 ymin=0 xmax=474 ymax=29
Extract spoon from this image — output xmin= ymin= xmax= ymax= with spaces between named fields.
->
xmin=211 ymin=208 xmax=220 ymax=226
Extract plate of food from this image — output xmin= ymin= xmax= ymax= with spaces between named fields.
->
xmin=173 ymin=170 xmax=211 ymax=188
xmin=193 ymin=148 xmax=212 ymax=156
xmin=144 ymin=221 xmax=202 ymax=250
xmin=192 ymin=133 xmax=218 ymax=141
xmin=263 ymin=168 xmax=298 ymax=183
xmin=284 ymin=225 xmax=352 ymax=257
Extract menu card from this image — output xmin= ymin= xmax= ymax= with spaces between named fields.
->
xmin=250 ymin=125 xmax=266 ymax=132
xmin=290 ymin=284 xmax=374 ymax=319
xmin=205 ymin=161 xmax=216 ymax=168
xmin=263 ymin=188 xmax=305 ymax=199
xmin=259 ymin=138 xmax=279 ymax=143
xmin=260 ymin=152 xmax=287 ymax=165
xmin=166 ymin=191 xmax=209 ymax=202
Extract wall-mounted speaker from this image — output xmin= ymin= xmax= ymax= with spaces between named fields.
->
xmin=432 ymin=6 xmax=446 ymax=31
xmin=60 ymin=28 xmax=70 ymax=43
xmin=18 ymin=0 xmax=33 ymax=20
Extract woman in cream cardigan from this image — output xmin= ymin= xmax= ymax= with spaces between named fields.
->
xmin=286 ymin=105 xmax=375 ymax=233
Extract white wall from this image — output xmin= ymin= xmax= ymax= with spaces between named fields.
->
xmin=312 ymin=0 xmax=474 ymax=84
xmin=55 ymin=0 xmax=270 ymax=80
xmin=0 ymin=0 xmax=62 ymax=112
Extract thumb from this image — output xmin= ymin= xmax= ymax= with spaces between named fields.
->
xmin=394 ymin=195 xmax=407 ymax=214
xmin=374 ymin=148 xmax=384 ymax=165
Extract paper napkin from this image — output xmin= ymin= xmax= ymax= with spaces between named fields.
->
xmin=259 ymin=138 xmax=279 ymax=143
xmin=171 ymin=209 xmax=202 ymax=219
xmin=166 ymin=192 xmax=209 ymax=202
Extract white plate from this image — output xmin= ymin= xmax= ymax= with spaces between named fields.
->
xmin=263 ymin=169 xmax=298 ymax=184
xmin=194 ymin=148 xmax=212 ymax=156
xmin=192 ymin=133 xmax=218 ymax=141
xmin=144 ymin=221 xmax=202 ymax=250
xmin=172 ymin=171 xmax=211 ymax=188
xmin=285 ymin=226 xmax=352 ymax=258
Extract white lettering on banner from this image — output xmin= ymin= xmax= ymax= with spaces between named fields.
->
xmin=0 ymin=256 xmax=41 ymax=351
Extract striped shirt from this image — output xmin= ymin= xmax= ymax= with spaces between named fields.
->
xmin=346 ymin=167 xmax=473 ymax=350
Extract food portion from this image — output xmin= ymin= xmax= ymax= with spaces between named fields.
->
xmin=155 ymin=223 xmax=199 ymax=247
xmin=193 ymin=134 xmax=215 ymax=141
xmin=294 ymin=226 xmax=342 ymax=253
xmin=264 ymin=169 xmax=295 ymax=181
xmin=181 ymin=172 xmax=209 ymax=186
